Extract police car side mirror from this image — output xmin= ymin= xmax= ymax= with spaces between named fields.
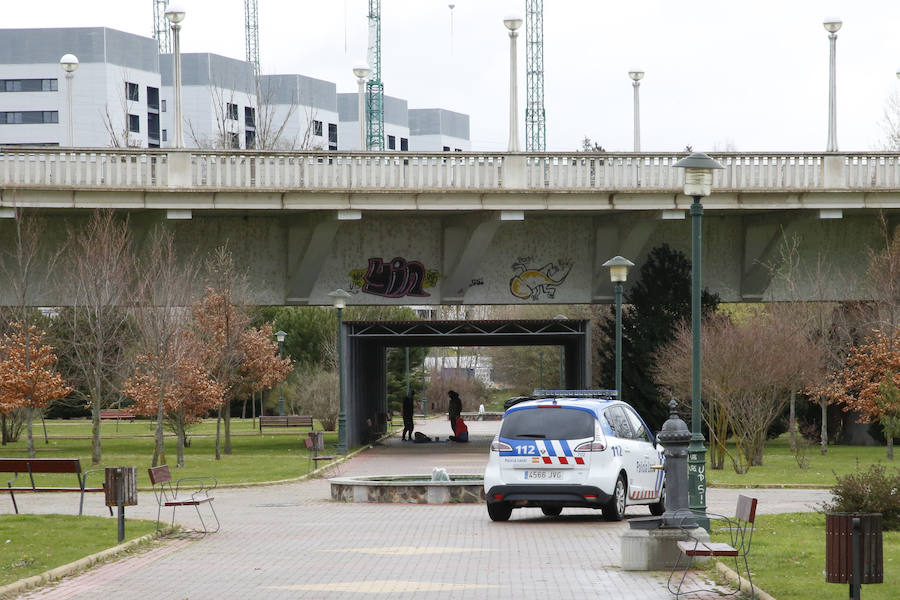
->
xmin=653 ymin=432 xmax=660 ymax=449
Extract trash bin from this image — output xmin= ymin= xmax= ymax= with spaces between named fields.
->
xmin=308 ymin=431 xmax=325 ymax=452
xmin=825 ymin=513 xmax=883 ymax=584
xmin=104 ymin=466 xmax=138 ymax=508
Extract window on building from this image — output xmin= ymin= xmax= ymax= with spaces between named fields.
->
xmin=162 ymin=129 xmax=168 ymax=142
xmin=329 ymin=144 xmax=337 ymax=151
xmin=443 ymin=146 xmax=451 ymax=152
xmin=400 ymin=137 xmax=408 ymax=151
xmin=388 ymin=135 xmax=396 ymax=150
xmin=0 ymin=111 xmax=58 ymax=124
xmin=328 ymin=123 xmax=337 ymax=145
xmin=313 ymin=119 xmax=323 ymax=136
xmin=126 ymin=82 xmax=139 ymax=102
xmin=229 ymin=132 xmax=241 ymax=148
xmin=226 ymin=103 xmax=239 ymax=120
xmin=148 ymin=113 xmax=160 ymax=141
xmin=245 ymin=106 xmax=256 ymax=128
xmin=161 ymin=99 xmax=167 ymax=112
xmin=454 ymin=148 xmax=462 ymax=152
xmin=147 ymin=87 xmax=160 ymax=111
xmin=1 ymin=79 xmax=58 ymax=92
xmin=246 ymin=129 xmax=256 ymax=149
xmin=128 ymin=114 xmax=140 ymax=133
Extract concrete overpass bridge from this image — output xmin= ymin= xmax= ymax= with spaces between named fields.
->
xmin=2 ymin=147 xmax=899 ymax=306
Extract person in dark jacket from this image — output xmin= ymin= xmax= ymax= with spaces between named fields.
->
xmin=401 ymin=393 xmax=415 ymax=441
xmin=447 ymin=390 xmax=462 ymax=433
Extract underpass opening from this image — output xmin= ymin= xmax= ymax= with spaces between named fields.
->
xmin=341 ymin=319 xmax=591 ymax=448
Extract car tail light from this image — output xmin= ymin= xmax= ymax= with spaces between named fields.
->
xmin=583 ymin=494 xmax=598 ymax=501
xmin=574 ymin=421 xmax=607 ymax=452
xmin=493 ymin=493 xmax=505 ymax=500
xmin=490 ymin=439 xmax=512 ymax=452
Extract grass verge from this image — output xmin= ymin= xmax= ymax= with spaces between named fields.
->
xmin=0 ymin=418 xmax=341 ymax=488
xmin=710 ymin=512 xmax=898 ymax=599
xmin=0 ymin=514 xmax=158 ymax=587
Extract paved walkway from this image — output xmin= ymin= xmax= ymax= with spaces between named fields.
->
xmin=9 ymin=418 xmax=830 ymax=599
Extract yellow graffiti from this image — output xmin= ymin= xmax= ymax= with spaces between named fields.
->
xmin=509 ymin=258 xmax=572 ymax=300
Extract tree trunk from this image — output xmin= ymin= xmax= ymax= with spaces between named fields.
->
xmin=820 ymin=397 xmax=828 ymax=455
xmin=26 ymin=407 xmax=35 ymax=458
xmin=215 ymin=407 xmax=222 ymax=460
xmin=1 ymin=414 xmax=6 ymax=445
xmin=888 ymin=435 xmax=895 ymax=461
xmin=224 ymin=403 xmax=232 ymax=455
xmin=241 ymin=398 xmax=247 ymax=419
xmin=176 ymin=413 xmax=185 ymax=468
xmin=91 ymin=364 xmax=103 ymax=465
xmin=152 ymin=380 xmax=166 ymax=467
xmin=789 ymin=389 xmax=797 ymax=452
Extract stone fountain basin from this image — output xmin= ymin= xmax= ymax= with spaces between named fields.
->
xmin=330 ymin=474 xmax=485 ymax=504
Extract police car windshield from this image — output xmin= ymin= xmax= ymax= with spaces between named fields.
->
xmin=500 ymin=407 xmax=594 ymax=440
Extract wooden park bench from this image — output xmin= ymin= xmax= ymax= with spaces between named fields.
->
xmin=667 ymin=494 xmax=758 ymax=598
xmin=1 ymin=457 xmax=109 ymax=516
xmin=259 ymin=415 xmax=313 ymax=432
xmin=100 ymin=408 xmax=136 ymax=421
xmin=148 ymin=465 xmax=219 ymax=534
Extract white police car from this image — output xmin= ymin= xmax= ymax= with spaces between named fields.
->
xmin=483 ymin=390 xmax=665 ymax=522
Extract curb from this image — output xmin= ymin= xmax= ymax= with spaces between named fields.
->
xmin=709 ymin=483 xmax=833 ymax=490
xmin=0 ymin=527 xmax=175 ymax=600
xmin=716 ymin=561 xmax=777 ymax=600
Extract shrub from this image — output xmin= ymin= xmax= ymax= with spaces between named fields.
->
xmin=823 ymin=462 xmax=900 ymax=530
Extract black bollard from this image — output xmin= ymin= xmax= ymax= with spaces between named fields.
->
xmin=658 ymin=399 xmax=697 ymax=529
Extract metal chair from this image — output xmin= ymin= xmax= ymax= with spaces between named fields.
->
xmin=148 ymin=465 xmax=219 ymax=534
xmin=667 ymin=495 xmax=758 ymax=598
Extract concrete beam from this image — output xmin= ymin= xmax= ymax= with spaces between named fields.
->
xmin=285 ymin=212 xmax=341 ymax=305
xmin=593 ymin=217 xmax=658 ymax=301
xmin=442 ymin=213 xmax=504 ymax=303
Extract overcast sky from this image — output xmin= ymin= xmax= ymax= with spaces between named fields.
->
xmin=6 ymin=1 xmax=900 ymax=152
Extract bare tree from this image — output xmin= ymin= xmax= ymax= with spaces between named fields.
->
xmin=878 ymin=91 xmax=900 ymax=151
xmin=102 ymin=72 xmax=143 ymax=148
xmin=61 ymin=211 xmax=137 ymax=465
xmin=0 ymin=209 xmax=64 ymax=446
xmin=130 ymin=228 xmax=199 ymax=467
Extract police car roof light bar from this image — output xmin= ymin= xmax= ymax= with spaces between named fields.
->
xmin=533 ymin=389 xmax=618 ymax=399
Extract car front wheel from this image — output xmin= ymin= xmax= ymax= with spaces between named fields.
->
xmin=602 ymin=474 xmax=627 ymax=521
xmin=487 ymin=501 xmax=512 ymax=522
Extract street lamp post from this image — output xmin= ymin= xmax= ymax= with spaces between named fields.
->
xmin=352 ymin=64 xmax=372 ymax=150
xmin=674 ymin=152 xmax=724 ymax=518
xmin=823 ymin=17 xmax=842 ymax=152
xmin=59 ymin=54 xmax=78 ymax=147
xmin=329 ymin=289 xmax=352 ymax=454
xmin=628 ymin=70 xmax=644 ymax=152
xmin=275 ymin=330 xmax=287 ymax=416
xmin=503 ymin=15 xmax=523 ymax=152
xmin=603 ymin=256 xmax=634 ymax=400
xmin=165 ymin=4 xmax=186 ymax=148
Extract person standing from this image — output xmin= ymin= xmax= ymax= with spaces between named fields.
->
xmin=447 ymin=389 xmax=462 ymax=433
xmin=401 ymin=393 xmax=415 ymax=441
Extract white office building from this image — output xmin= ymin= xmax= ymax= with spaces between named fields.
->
xmin=337 ymin=93 xmax=410 ymax=151
xmin=409 ymin=109 xmax=471 ymax=152
xmin=259 ymin=74 xmax=338 ymax=150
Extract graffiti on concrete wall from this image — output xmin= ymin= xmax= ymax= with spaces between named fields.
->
xmin=348 ymin=257 xmax=441 ymax=298
xmin=509 ymin=257 xmax=573 ymax=300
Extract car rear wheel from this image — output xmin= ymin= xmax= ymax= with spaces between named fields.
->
xmin=541 ymin=506 xmax=563 ymax=517
xmin=602 ymin=474 xmax=627 ymax=521
xmin=649 ymin=484 xmax=665 ymax=516
xmin=487 ymin=501 xmax=512 ymax=522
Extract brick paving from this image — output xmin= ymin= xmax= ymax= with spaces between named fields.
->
xmin=8 ymin=418 xmax=830 ymax=599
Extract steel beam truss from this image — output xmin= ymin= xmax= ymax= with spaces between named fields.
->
xmin=525 ymin=0 xmax=546 ymax=151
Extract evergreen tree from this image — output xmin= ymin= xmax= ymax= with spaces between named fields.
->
xmin=597 ymin=244 xmax=719 ymax=430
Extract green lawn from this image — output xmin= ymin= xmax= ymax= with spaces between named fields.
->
xmin=704 ymin=435 xmax=897 ymax=487
xmin=0 ymin=515 xmax=158 ymax=587
xmin=0 ymin=418 xmax=340 ymax=488
xmin=711 ymin=512 xmax=898 ymax=599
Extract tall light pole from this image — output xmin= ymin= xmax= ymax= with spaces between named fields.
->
xmin=275 ymin=330 xmax=287 ymax=416
xmin=628 ymin=70 xmax=644 ymax=152
xmin=503 ymin=15 xmax=523 ymax=152
xmin=674 ymin=151 xmax=723 ymax=518
xmin=823 ymin=17 xmax=842 ymax=152
xmin=353 ymin=64 xmax=372 ymax=150
xmin=59 ymin=54 xmax=78 ymax=147
xmin=165 ymin=3 xmax=186 ymax=148
xmin=329 ymin=289 xmax=352 ymax=454
xmin=603 ymin=256 xmax=634 ymax=399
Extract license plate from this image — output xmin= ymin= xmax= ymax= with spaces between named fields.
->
xmin=523 ymin=470 xmax=562 ymax=480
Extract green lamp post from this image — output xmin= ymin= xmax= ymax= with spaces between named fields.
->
xmin=329 ymin=289 xmax=352 ymax=454
xmin=602 ymin=256 xmax=634 ymax=400
xmin=673 ymin=151 xmax=723 ymax=518
xmin=275 ymin=330 xmax=287 ymax=416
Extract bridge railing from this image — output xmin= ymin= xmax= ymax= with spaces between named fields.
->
xmin=2 ymin=148 xmax=900 ymax=191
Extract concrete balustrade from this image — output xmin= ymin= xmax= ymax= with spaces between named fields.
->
xmin=2 ymin=148 xmax=900 ymax=198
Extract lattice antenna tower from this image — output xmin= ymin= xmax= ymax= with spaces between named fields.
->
xmin=366 ymin=0 xmax=385 ymax=150
xmin=153 ymin=0 xmax=171 ymax=54
xmin=525 ymin=0 xmax=546 ymax=151
xmin=245 ymin=0 xmax=260 ymax=78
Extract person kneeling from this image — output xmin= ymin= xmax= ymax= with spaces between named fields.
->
xmin=449 ymin=416 xmax=469 ymax=442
